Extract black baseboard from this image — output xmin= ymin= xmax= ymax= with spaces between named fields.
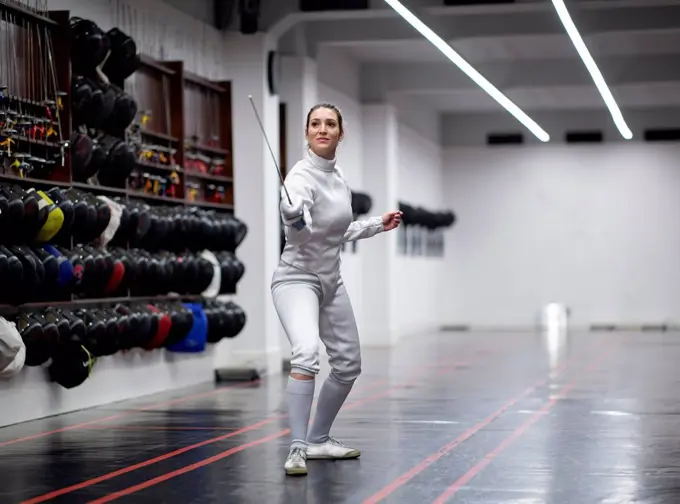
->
xmin=214 ymin=367 xmax=261 ymax=382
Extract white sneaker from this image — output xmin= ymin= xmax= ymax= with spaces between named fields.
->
xmin=306 ymin=436 xmax=361 ymax=460
xmin=284 ymin=446 xmax=308 ymax=475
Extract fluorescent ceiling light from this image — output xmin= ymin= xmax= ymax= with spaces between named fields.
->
xmin=383 ymin=0 xmax=550 ymax=142
xmin=551 ymin=0 xmax=632 ymax=140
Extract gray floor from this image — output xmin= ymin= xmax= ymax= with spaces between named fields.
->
xmin=1 ymin=329 xmax=677 ymax=503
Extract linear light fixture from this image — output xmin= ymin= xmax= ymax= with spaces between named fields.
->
xmin=383 ymin=0 xmax=550 ymax=142
xmin=551 ymin=0 xmax=632 ymax=140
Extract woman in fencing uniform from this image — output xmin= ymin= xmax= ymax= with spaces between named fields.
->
xmin=271 ymin=103 xmax=402 ymax=476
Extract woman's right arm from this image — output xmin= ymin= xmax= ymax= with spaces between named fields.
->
xmin=280 ymin=171 xmax=315 ymax=245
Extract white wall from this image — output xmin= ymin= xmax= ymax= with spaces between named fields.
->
xmin=441 ymin=142 xmax=680 ymax=329
xmin=361 ymin=104 xmax=399 ymax=347
xmin=214 ymin=32 xmax=283 ymax=377
xmin=48 ymin=0 xmax=229 ymax=78
xmin=441 ymin=108 xmax=680 ymax=147
xmin=392 ymin=101 xmax=445 ymax=338
xmin=1 ymin=349 xmax=214 ymax=428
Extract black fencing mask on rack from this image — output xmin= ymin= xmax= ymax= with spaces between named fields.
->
xmin=351 ymin=192 xmax=372 ymax=216
xmin=101 ymin=27 xmax=140 ymax=84
xmin=70 ymin=131 xmax=95 ymax=179
xmin=71 ymin=76 xmax=93 ymax=127
xmin=95 ymin=135 xmax=136 ymax=188
xmin=69 ymin=17 xmax=110 ymax=75
xmin=103 ymin=84 xmax=138 ymax=135
xmin=48 ymin=342 xmax=95 ymax=389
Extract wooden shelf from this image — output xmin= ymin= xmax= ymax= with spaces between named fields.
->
xmin=189 ymin=199 xmax=235 ymax=211
xmin=185 ymin=172 xmax=233 ymax=184
xmin=0 ymin=0 xmax=58 ymax=26
xmin=0 ymin=294 xmax=203 ymax=315
xmin=0 ymin=173 xmax=71 ymax=188
xmin=126 ymin=190 xmax=186 ymax=204
xmin=0 ymin=11 xmax=239 ymax=211
xmin=15 ymin=135 xmax=64 ymax=148
xmin=183 ymin=70 xmax=226 ymax=93
xmin=185 ymin=143 xmax=229 ymax=156
xmin=137 ymin=160 xmax=181 ymax=173
xmin=0 ymin=17 xmax=238 ymax=207
xmin=139 ymin=54 xmax=176 ymax=76
xmin=0 ymin=8 xmax=239 ymax=312
xmin=138 ymin=130 xmax=179 ymax=144
xmin=71 ymin=181 xmax=128 ymax=196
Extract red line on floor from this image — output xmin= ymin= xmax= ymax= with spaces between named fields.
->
xmin=84 ymin=426 xmax=241 ymax=431
xmin=2 ymin=370 xmax=384 ymax=449
xmin=0 ymin=340 xmax=490 ymax=449
xmin=84 ymin=349 xmax=500 ymax=504
xmin=19 ymin=417 xmax=280 ymax=504
xmin=360 ymin=340 xmax=610 ymax=504
xmin=88 ymin=430 xmax=290 ymax=504
xmin=431 ymin=347 xmax=613 ymax=504
xmin=21 ymin=342 xmax=515 ymax=504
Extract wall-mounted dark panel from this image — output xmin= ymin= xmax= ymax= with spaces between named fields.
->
xmin=238 ymin=0 xmax=259 ymax=33
xmin=565 ymin=131 xmax=603 ymax=143
xmin=487 ymin=133 xmax=524 ymax=145
xmin=214 ymin=0 xmax=236 ymax=30
xmin=444 ymin=0 xmax=516 ymax=5
xmin=644 ymin=128 xmax=680 ymax=141
xmin=300 ymin=0 xmax=368 ymax=11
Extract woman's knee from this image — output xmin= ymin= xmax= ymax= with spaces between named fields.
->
xmin=290 ymin=343 xmax=320 ymax=376
xmin=331 ymin=351 xmax=361 ymax=384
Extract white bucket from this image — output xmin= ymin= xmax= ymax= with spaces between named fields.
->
xmin=539 ymin=303 xmax=569 ymax=331
xmin=539 ymin=303 xmax=569 ymax=372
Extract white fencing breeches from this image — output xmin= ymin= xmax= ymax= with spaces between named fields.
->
xmin=271 ymin=262 xmax=361 ymax=384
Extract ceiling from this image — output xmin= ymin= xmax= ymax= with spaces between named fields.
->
xmin=272 ymin=0 xmax=680 ymax=119
xmin=331 ymin=30 xmax=680 ymax=62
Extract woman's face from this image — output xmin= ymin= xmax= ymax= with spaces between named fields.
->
xmin=306 ymin=107 xmax=343 ymax=159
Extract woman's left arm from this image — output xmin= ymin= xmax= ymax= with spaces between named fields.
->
xmin=342 ymin=216 xmax=385 ymax=243
xmin=337 ymin=167 xmax=401 ymax=242
xmin=342 ymin=210 xmax=402 ymax=242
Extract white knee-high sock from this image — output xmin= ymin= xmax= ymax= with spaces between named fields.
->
xmin=287 ymin=376 xmax=315 ymax=449
xmin=307 ymin=373 xmax=353 ymax=443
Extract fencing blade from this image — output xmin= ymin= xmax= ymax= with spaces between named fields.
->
xmin=248 ymin=95 xmax=305 ymax=230
xmin=248 ymin=94 xmax=291 ymax=205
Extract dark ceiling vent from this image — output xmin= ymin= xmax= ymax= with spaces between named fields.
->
xmin=444 ymin=0 xmax=516 ymax=5
xmin=565 ymin=131 xmax=603 ymax=143
xmin=644 ymin=128 xmax=680 ymax=142
xmin=486 ymin=133 xmax=524 ymax=145
xmin=300 ymin=0 xmax=368 ymax=10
